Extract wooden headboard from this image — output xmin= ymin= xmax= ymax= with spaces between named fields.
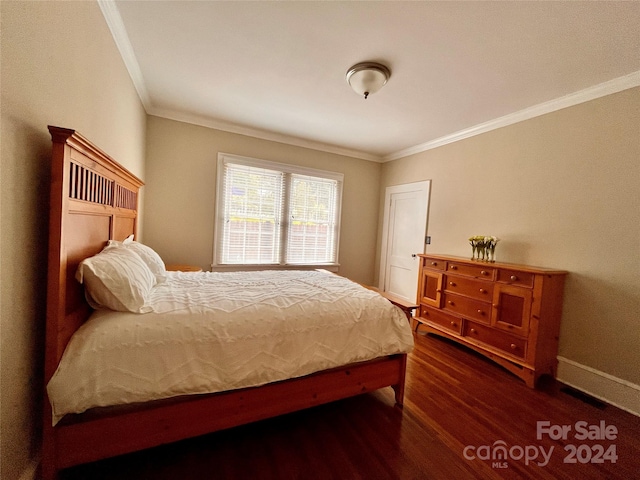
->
xmin=45 ymin=126 xmax=143 ymax=383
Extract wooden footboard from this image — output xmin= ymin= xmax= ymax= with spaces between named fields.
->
xmin=43 ymin=354 xmax=406 ymax=477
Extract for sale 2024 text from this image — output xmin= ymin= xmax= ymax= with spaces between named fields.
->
xmin=537 ymin=420 xmax=618 ymax=465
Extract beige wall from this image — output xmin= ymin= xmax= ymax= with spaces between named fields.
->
xmin=143 ymin=116 xmax=381 ymax=284
xmin=0 ymin=2 xmax=146 ymax=479
xmin=378 ymin=87 xmax=640 ymax=385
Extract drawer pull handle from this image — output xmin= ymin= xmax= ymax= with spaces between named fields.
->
xmin=481 ymin=270 xmax=488 ymax=275
xmin=450 ymin=321 xmax=456 ymax=326
xmin=431 ymin=261 xmax=438 ymax=266
xmin=448 ymin=301 xmax=454 ymax=306
xmin=510 ymin=275 xmax=518 ymax=281
xmin=450 ymin=265 xmax=457 ymax=270
xmin=477 ymin=310 xmax=484 ymax=315
xmin=449 ymin=281 xmax=456 ymax=286
xmin=510 ymin=343 xmax=517 ymax=350
xmin=470 ymin=328 xmax=476 ymax=334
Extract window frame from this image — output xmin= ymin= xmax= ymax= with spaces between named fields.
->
xmin=212 ymin=153 xmax=343 ymax=271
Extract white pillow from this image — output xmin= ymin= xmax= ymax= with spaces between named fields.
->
xmin=76 ymin=247 xmax=156 ymax=313
xmin=107 ymin=237 xmax=166 ymax=282
xmin=125 ymin=242 xmax=166 ymax=278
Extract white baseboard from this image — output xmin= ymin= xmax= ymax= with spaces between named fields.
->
xmin=557 ymin=356 xmax=640 ymax=417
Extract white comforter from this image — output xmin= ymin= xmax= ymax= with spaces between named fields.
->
xmin=47 ymin=270 xmax=414 ymax=425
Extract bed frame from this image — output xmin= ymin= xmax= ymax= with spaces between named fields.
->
xmin=42 ymin=126 xmax=408 ymax=479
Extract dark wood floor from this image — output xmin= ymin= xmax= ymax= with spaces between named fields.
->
xmin=61 ymin=332 xmax=640 ymax=479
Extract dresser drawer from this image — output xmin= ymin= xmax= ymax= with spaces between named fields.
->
xmin=497 ymin=269 xmax=534 ymax=288
xmin=444 ymin=275 xmax=493 ymax=302
xmin=464 ymin=321 xmax=527 ymax=359
xmin=442 ymin=293 xmax=491 ymax=324
xmin=419 ymin=305 xmax=462 ymax=334
xmin=422 ymin=257 xmax=446 ymax=271
xmin=447 ymin=262 xmax=495 ymax=280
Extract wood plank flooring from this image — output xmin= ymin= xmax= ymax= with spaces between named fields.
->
xmin=60 ymin=332 xmax=640 ymax=479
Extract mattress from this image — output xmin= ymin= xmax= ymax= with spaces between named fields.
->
xmin=47 ymin=270 xmax=414 ymax=425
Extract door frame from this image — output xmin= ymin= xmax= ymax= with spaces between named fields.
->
xmin=378 ymin=180 xmax=431 ymax=295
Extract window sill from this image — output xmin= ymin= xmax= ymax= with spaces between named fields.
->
xmin=210 ymin=264 xmax=340 ymax=273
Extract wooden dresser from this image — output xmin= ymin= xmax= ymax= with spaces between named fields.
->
xmin=416 ymin=254 xmax=567 ymax=387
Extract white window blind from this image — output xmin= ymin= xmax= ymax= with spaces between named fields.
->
xmin=286 ymin=174 xmax=339 ymax=264
xmin=215 ymin=154 xmax=342 ymax=267
xmin=220 ymin=163 xmax=285 ymax=264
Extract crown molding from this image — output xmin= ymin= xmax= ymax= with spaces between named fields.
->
xmin=148 ymin=107 xmax=383 ymax=162
xmin=383 ymin=71 xmax=640 ymax=162
xmin=98 ymin=0 xmax=151 ymax=109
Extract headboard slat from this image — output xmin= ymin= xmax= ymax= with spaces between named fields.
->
xmin=68 ymin=160 xmax=116 ymax=206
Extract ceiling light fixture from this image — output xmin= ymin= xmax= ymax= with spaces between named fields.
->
xmin=346 ymin=62 xmax=391 ymax=99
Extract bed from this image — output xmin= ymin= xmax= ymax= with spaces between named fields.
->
xmin=42 ymin=126 xmax=413 ymax=479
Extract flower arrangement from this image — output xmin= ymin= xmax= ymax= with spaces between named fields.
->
xmin=469 ymin=235 xmax=500 ymax=262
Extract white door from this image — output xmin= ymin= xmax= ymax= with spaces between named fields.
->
xmin=379 ymin=181 xmax=431 ymax=302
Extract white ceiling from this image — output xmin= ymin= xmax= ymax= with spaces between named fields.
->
xmin=104 ymin=1 xmax=640 ymax=162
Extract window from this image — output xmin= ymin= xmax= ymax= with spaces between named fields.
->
xmin=214 ymin=153 xmax=343 ymax=268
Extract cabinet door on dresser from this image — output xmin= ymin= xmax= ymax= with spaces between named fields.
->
xmin=491 ymin=283 xmax=532 ymax=337
xmin=418 ymin=261 xmax=444 ymax=307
